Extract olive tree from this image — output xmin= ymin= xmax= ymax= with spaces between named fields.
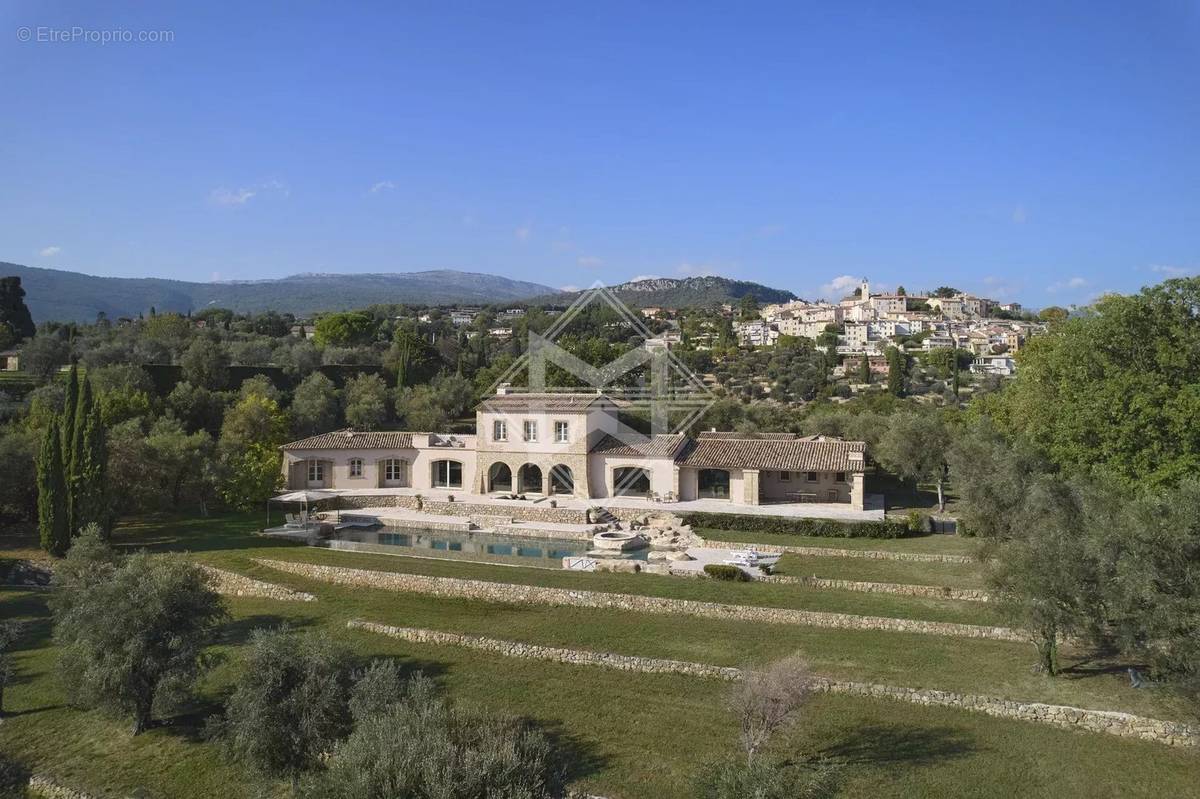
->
xmin=302 ymin=673 xmax=564 ymax=799
xmin=50 ymin=527 xmax=226 ymax=733
xmin=217 ymin=628 xmax=354 ymax=782
xmin=876 ymin=411 xmax=952 ymax=511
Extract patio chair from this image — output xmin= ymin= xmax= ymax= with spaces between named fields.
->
xmin=662 ymin=490 xmax=677 ymax=503
xmin=647 ymin=491 xmax=661 ymax=503
xmin=726 ymin=550 xmax=759 ymax=566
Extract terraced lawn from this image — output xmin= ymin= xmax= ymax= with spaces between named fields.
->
xmin=695 ymin=526 xmax=982 ymax=556
xmin=2 ymin=512 xmax=1197 ymax=799
xmin=772 ymin=552 xmax=988 ymax=589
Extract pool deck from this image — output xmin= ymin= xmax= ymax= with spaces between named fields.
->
xmin=306 ymin=486 xmax=887 ymax=522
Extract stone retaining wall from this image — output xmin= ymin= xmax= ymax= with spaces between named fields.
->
xmin=257 ymin=558 xmax=1023 ymax=642
xmin=200 ymin=566 xmax=317 ymax=602
xmin=28 ymin=776 xmax=100 ymax=799
xmin=761 ymin=574 xmax=990 ymax=602
xmin=349 ymin=620 xmax=742 ymax=680
xmin=703 ymin=539 xmax=976 ymax=564
xmin=349 ymin=621 xmax=1199 ymax=749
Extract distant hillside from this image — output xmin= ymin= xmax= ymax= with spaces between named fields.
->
xmin=534 ymin=276 xmax=797 ymax=308
xmin=0 ymin=263 xmax=560 ymax=322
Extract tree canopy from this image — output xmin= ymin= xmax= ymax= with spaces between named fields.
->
xmin=994 ymin=278 xmax=1200 ymax=489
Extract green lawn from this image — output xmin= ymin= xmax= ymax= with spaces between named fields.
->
xmin=2 ymin=512 xmax=1198 ymax=799
xmin=696 ymin=526 xmax=981 ymax=556
xmin=772 ymin=553 xmax=988 ymax=590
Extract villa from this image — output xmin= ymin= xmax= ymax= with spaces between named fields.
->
xmin=281 ymin=388 xmax=872 ymax=517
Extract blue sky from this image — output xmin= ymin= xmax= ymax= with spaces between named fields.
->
xmin=2 ymin=1 xmax=1198 ymax=306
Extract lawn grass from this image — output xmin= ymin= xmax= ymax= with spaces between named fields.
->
xmin=3 ymin=586 xmax=1198 ymax=799
xmin=772 ymin=553 xmax=988 ymax=589
xmin=696 ymin=526 xmax=981 ymax=555
xmin=3 ymin=511 xmax=1198 ymax=799
xmin=116 ymin=513 xmax=1195 ymax=719
xmin=115 ymin=513 xmax=1005 ymax=627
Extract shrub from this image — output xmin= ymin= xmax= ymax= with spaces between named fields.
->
xmin=216 ymin=628 xmax=354 ymax=780
xmin=301 ymin=674 xmax=565 ymax=799
xmin=695 ymin=756 xmax=840 ymax=799
xmin=0 ymin=751 xmax=30 ymax=798
xmin=682 ymin=511 xmax=910 ymax=539
xmin=704 ymin=564 xmax=750 ymax=582
xmin=905 ymin=509 xmax=927 ymax=534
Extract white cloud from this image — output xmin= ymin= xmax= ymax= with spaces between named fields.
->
xmin=819 ymin=274 xmax=861 ymax=298
xmin=577 ymin=256 xmax=604 ymax=268
xmin=210 ymin=187 xmax=256 ymax=206
xmin=514 ymin=225 xmax=532 ymax=242
xmin=369 ymin=180 xmax=396 ymax=193
xmin=1012 ymin=205 xmax=1028 ymax=224
xmin=39 ymin=245 xmax=61 ymax=257
xmin=559 ymin=284 xmax=581 ymax=292
xmin=1149 ymin=264 xmax=1193 ymax=277
xmin=209 ymin=180 xmax=289 ymax=207
xmin=627 ymin=274 xmax=661 ymax=283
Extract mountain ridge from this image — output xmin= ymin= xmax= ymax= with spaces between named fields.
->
xmin=537 ymin=275 xmax=798 ymax=307
xmin=0 ymin=263 xmax=560 ymax=322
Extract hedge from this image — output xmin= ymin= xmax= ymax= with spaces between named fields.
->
xmin=680 ymin=511 xmax=911 ymax=539
xmin=703 ymin=564 xmax=751 ymax=581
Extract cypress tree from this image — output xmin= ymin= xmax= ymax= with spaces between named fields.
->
xmin=80 ymin=388 xmax=108 ymax=536
xmin=69 ymin=379 xmax=107 ymax=536
xmin=61 ymin=365 xmax=79 ymax=466
xmin=37 ymin=421 xmax=70 ymax=556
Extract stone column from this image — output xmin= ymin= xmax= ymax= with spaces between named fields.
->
xmin=850 ymin=472 xmax=866 ymax=510
xmin=743 ymin=469 xmax=760 ymax=506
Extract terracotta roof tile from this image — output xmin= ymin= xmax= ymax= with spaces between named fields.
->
xmin=281 ymin=430 xmax=415 ymax=451
xmin=676 ymin=436 xmax=866 ymax=473
xmin=589 ymin=433 xmax=688 ymax=459
xmin=697 ymin=431 xmax=798 ymax=440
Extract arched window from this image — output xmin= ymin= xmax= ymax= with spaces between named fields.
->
xmin=488 ymin=462 xmax=513 ymax=492
xmin=517 ymin=463 xmax=543 ymax=494
xmin=431 ymin=460 xmax=463 ymax=489
xmin=697 ymin=468 xmax=730 ymax=500
xmin=549 ymin=464 xmax=574 ymax=495
xmin=613 ymin=466 xmax=650 ymax=497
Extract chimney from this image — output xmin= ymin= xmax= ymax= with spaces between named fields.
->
xmin=496 ymin=382 xmax=512 ymax=395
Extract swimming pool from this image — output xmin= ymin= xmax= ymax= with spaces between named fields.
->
xmin=328 ymin=526 xmax=648 ymax=565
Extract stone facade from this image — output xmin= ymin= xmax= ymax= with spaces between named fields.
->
xmin=348 ymin=621 xmax=1199 ymax=749
xmin=702 ymin=539 xmax=976 ymax=564
xmin=761 ymin=574 xmax=990 ymax=602
xmin=256 ymin=558 xmax=1024 ymax=642
xmin=200 ymin=565 xmax=317 ymax=602
xmin=337 ymin=494 xmax=591 ymax=524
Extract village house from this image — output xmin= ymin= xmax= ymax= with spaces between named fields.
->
xmin=280 ymin=388 xmax=871 ymax=511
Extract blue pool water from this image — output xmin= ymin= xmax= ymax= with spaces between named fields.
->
xmin=329 ymin=526 xmax=647 ymax=564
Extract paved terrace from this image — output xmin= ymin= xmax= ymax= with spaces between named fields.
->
xmin=319 ymin=487 xmax=887 ymax=521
